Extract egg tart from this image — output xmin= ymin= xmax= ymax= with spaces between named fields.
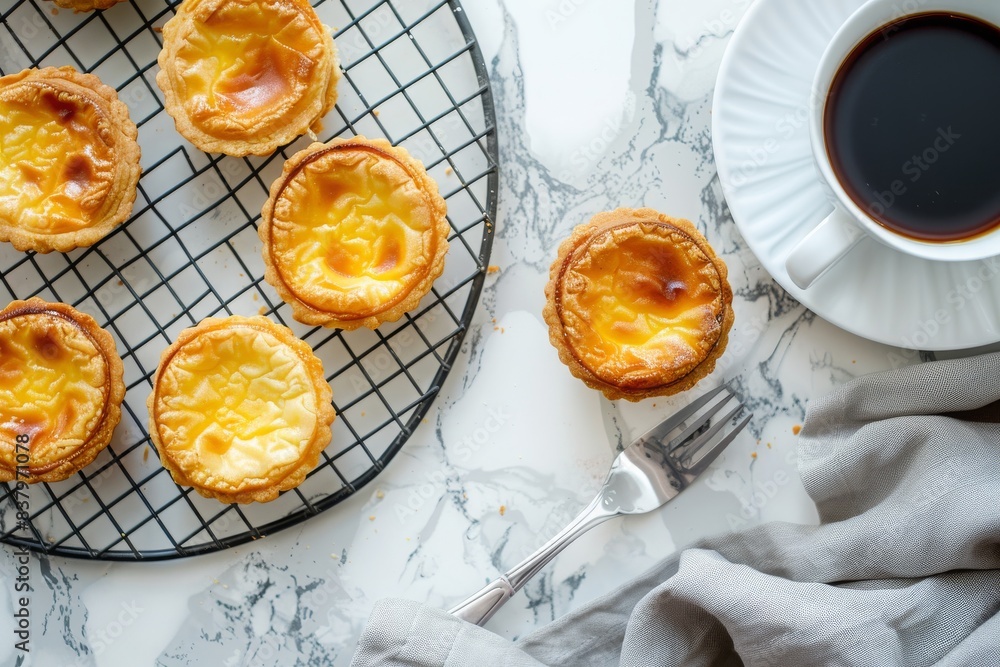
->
xmin=148 ymin=316 xmax=334 ymax=504
xmin=156 ymin=0 xmax=340 ymax=157
xmin=543 ymin=208 xmax=734 ymax=402
xmin=0 ymin=67 xmax=141 ymax=253
xmin=260 ymin=137 xmax=450 ymax=330
xmin=0 ymin=298 xmax=125 ymax=483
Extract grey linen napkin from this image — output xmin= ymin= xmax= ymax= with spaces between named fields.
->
xmin=351 ymin=353 xmax=1000 ymax=666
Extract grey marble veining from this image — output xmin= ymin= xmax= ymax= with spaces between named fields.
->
xmin=0 ymin=1 xmax=923 ymax=665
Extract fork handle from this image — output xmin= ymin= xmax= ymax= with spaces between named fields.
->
xmin=449 ymin=494 xmax=616 ymax=626
xmin=448 ymin=576 xmax=516 ymax=626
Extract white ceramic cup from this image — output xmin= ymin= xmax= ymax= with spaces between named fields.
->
xmin=785 ymin=0 xmax=1000 ymax=290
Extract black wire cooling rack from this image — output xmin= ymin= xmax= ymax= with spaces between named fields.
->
xmin=0 ymin=0 xmax=497 ymax=560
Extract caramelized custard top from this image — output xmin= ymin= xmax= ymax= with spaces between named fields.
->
xmin=151 ymin=317 xmax=331 ymax=495
xmin=171 ymin=0 xmax=330 ymax=140
xmin=268 ymin=142 xmax=443 ymax=319
xmin=555 ymin=218 xmax=727 ymax=392
xmin=0 ymin=303 xmax=113 ymax=475
xmin=0 ymin=79 xmax=117 ymax=234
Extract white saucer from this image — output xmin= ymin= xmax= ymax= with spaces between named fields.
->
xmin=712 ymin=0 xmax=1000 ymax=351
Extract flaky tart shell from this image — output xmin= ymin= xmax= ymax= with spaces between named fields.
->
xmin=147 ymin=316 xmax=335 ymax=504
xmin=259 ymin=136 xmax=450 ymax=330
xmin=48 ymin=0 xmax=126 ymax=11
xmin=0 ymin=67 xmax=140 ymax=253
xmin=0 ymin=298 xmax=125 ymax=483
xmin=156 ymin=0 xmax=340 ymax=157
xmin=543 ymin=208 xmax=734 ymax=402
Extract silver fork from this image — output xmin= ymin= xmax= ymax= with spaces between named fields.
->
xmin=449 ymin=385 xmax=751 ymax=626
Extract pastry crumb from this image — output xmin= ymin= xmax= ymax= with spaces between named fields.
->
xmin=258 ymin=306 xmax=267 ymax=316
xmin=375 ymin=489 xmax=385 ymax=499
xmin=499 ymin=505 xmax=506 ymax=516
xmin=487 ymin=265 xmax=500 ymax=274
xmin=143 ymin=447 xmax=150 ymax=462
xmin=373 ymin=109 xmax=380 ymax=116
xmin=766 ymin=442 xmax=772 ymax=449
xmin=368 ymin=515 xmax=376 ymax=521
xmin=153 ymin=26 xmax=163 ymax=33
xmin=792 ymin=424 xmax=802 ymax=435
xmin=252 ymin=293 xmax=259 ymax=301
xmin=750 ymin=452 xmax=757 ymax=460
xmin=445 ymin=167 xmax=453 ymax=176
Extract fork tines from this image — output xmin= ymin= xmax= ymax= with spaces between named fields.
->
xmin=640 ymin=385 xmax=751 ymax=477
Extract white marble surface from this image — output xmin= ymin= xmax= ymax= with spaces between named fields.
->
xmin=0 ymin=0 xmax=923 ymax=665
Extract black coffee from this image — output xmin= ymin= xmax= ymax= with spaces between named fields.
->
xmin=825 ymin=12 xmax=1000 ymax=242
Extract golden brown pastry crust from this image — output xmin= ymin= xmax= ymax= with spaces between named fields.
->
xmin=259 ymin=136 xmax=450 ymax=330
xmin=543 ymin=208 xmax=734 ymax=402
xmin=0 ymin=298 xmax=125 ymax=483
xmin=48 ymin=0 xmax=125 ymax=11
xmin=147 ymin=315 xmax=335 ymax=504
xmin=0 ymin=67 xmax=140 ymax=253
xmin=156 ymin=0 xmax=340 ymax=157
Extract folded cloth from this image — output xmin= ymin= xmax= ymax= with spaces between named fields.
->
xmin=351 ymin=353 xmax=1000 ymax=667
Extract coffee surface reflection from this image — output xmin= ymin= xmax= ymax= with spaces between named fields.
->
xmin=825 ymin=12 xmax=1000 ymax=242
